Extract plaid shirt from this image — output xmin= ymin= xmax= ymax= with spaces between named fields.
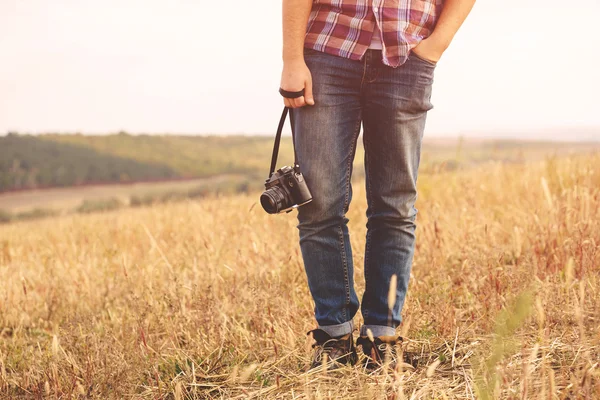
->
xmin=304 ymin=0 xmax=444 ymax=67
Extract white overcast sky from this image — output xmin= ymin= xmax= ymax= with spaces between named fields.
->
xmin=0 ymin=0 xmax=599 ymax=138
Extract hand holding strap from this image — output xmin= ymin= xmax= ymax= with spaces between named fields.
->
xmin=279 ymin=88 xmax=305 ymax=99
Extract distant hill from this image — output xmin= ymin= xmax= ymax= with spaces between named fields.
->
xmin=0 ymin=133 xmax=293 ymax=192
xmin=455 ymin=127 xmax=600 ymax=142
xmin=1 ymin=132 xmax=599 ymax=193
xmin=0 ymin=134 xmax=177 ymax=192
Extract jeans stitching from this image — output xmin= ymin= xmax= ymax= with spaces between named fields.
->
xmin=410 ymin=52 xmax=438 ymax=67
xmin=344 ymin=117 xmax=361 ymax=213
xmin=360 ymin=53 xmax=368 ymax=90
xmin=363 ymin=134 xmax=375 ymax=321
xmin=339 ymin=115 xmax=362 ymax=319
xmin=367 ymin=58 xmax=379 ymax=83
xmin=337 ymin=225 xmax=348 ymax=321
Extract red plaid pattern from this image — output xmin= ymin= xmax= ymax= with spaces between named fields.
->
xmin=304 ymin=0 xmax=443 ymax=67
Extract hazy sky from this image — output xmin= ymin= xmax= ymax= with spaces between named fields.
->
xmin=1 ymin=0 xmax=599 ymax=138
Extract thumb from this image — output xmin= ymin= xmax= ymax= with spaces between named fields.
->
xmin=304 ymin=78 xmax=314 ymax=105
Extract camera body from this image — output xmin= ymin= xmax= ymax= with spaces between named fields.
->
xmin=261 ymin=165 xmax=312 ymax=214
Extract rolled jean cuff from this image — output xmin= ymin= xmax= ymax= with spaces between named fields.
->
xmin=318 ymin=320 xmax=354 ymax=338
xmin=360 ymin=325 xmax=396 ymax=338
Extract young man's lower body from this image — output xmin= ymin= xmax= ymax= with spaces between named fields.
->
xmin=293 ymin=47 xmax=435 ymax=369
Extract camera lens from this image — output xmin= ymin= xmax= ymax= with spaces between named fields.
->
xmin=260 ymin=193 xmax=277 ymax=213
xmin=260 ymin=186 xmax=289 ymax=214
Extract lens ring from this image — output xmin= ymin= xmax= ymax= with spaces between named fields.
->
xmin=261 ymin=185 xmax=291 ymax=214
xmin=260 ymin=193 xmax=275 ymax=214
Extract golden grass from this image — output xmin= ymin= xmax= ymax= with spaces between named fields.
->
xmin=0 ymin=154 xmax=599 ymax=399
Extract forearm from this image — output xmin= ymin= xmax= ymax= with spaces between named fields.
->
xmin=429 ymin=0 xmax=476 ymax=51
xmin=282 ymin=0 xmax=313 ymax=63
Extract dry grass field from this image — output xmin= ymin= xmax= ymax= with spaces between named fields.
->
xmin=0 ymin=153 xmax=599 ymax=399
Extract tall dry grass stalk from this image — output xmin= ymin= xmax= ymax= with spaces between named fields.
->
xmin=0 ymin=153 xmax=599 ymax=398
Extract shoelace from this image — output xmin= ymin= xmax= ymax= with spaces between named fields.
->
xmin=356 ymin=337 xmax=402 ymax=364
xmin=312 ymin=338 xmax=339 ymax=362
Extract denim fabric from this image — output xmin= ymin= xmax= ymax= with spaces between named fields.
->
xmin=293 ymin=48 xmax=434 ymax=338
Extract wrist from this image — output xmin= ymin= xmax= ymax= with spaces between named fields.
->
xmin=425 ymin=31 xmax=452 ymax=52
xmin=283 ymin=57 xmax=305 ymax=67
xmin=283 ymin=48 xmax=305 ymax=64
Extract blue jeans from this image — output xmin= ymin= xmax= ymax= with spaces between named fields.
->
xmin=293 ymin=48 xmax=435 ymax=338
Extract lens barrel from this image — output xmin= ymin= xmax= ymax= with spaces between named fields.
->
xmin=260 ymin=186 xmax=290 ymax=214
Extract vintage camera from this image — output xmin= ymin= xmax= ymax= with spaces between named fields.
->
xmin=260 ymin=165 xmax=312 ymax=214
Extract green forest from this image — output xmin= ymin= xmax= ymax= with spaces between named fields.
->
xmin=0 ymin=133 xmax=293 ymax=192
xmin=1 ymin=132 xmax=599 ymax=193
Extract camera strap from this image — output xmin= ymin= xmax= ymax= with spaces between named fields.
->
xmin=268 ymin=107 xmax=299 ymax=178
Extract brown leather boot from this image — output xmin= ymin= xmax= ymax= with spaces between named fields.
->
xmin=307 ymin=329 xmax=358 ymax=370
xmin=356 ymin=335 xmax=405 ymax=369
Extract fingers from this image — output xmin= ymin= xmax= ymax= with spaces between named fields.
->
xmin=282 ymin=94 xmax=304 ymax=108
xmin=282 ymin=91 xmax=298 ymax=108
xmin=283 ymin=93 xmax=315 ymax=108
xmin=304 ymin=77 xmax=314 ymax=106
xmin=293 ymin=96 xmax=306 ymax=108
xmin=281 ymin=80 xmax=315 ymax=108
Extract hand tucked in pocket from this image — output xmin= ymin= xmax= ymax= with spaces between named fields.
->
xmin=411 ymin=36 xmax=448 ymax=64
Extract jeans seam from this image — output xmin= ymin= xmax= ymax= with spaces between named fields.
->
xmin=360 ymin=52 xmax=368 ymax=90
xmin=363 ymin=134 xmax=374 ymax=321
xmin=343 ymin=117 xmax=361 ymax=213
xmin=337 ymin=225 xmax=349 ymax=321
xmin=410 ymin=52 xmax=438 ymax=67
xmin=339 ymin=115 xmax=362 ymax=319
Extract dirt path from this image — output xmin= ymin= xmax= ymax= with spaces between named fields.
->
xmin=0 ymin=175 xmax=241 ymax=213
